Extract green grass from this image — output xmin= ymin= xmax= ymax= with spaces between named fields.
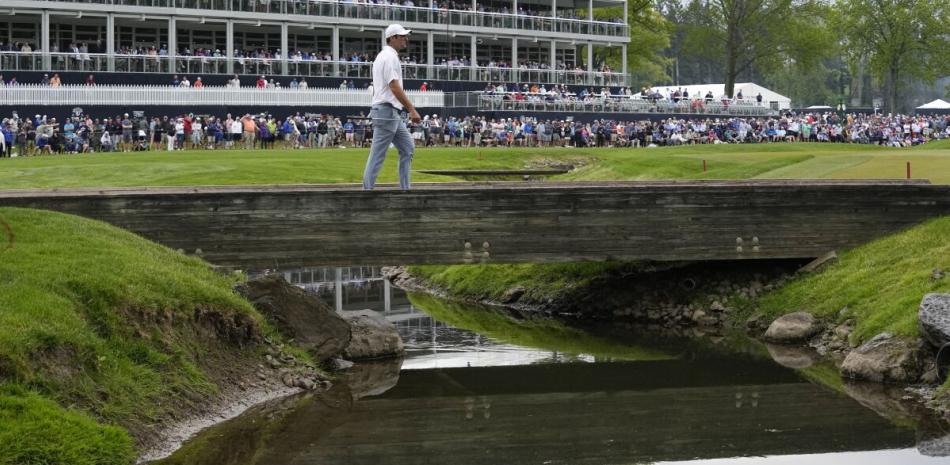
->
xmin=0 ymin=384 xmax=135 ymax=465
xmin=754 ymin=217 xmax=950 ymax=343
xmin=0 ymin=207 xmax=272 ymax=464
xmin=0 ymin=143 xmax=948 ymax=189
xmin=409 ymin=262 xmax=629 ymax=303
xmin=407 ymin=292 xmax=673 ymax=361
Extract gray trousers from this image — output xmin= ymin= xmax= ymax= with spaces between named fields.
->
xmin=362 ymin=104 xmax=414 ymax=190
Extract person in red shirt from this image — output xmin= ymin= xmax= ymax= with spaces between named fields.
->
xmin=183 ymin=115 xmax=193 ymax=148
xmin=256 ymin=75 xmax=266 ymax=88
xmin=420 ymin=81 xmax=427 ymax=91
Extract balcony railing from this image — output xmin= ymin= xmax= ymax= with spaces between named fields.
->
xmin=0 ymin=83 xmax=444 ymax=107
xmin=30 ymin=0 xmax=627 ymax=38
xmin=0 ymin=52 xmax=628 ymax=86
xmin=471 ymin=92 xmax=779 ymax=116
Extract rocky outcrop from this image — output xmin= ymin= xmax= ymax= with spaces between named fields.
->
xmin=919 ymin=293 xmax=950 ymax=348
xmin=840 ymin=333 xmax=926 ymax=383
xmin=763 ymin=311 xmax=822 ymax=343
xmin=342 ymin=310 xmax=405 ymax=360
xmin=236 ymin=275 xmax=351 ymax=362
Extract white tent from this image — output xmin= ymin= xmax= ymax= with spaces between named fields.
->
xmin=916 ymin=99 xmax=950 ymax=109
xmin=647 ymin=82 xmax=792 ymax=110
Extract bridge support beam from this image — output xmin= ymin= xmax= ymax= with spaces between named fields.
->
xmin=1 ymin=181 xmax=948 ymax=269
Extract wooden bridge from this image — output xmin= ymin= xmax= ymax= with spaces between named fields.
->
xmin=1 ymin=180 xmax=948 ymax=268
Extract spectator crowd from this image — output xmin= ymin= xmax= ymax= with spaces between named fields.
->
xmin=1 ymin=110 xmax=947 ymax=158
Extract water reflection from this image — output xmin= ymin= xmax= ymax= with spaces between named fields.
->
xmin=167 ymin=266 xmax=950 ymax=465
xmin=255 ymin=266 xmax=589 ymax=369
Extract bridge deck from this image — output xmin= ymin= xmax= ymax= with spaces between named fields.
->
xmin=1 ymin=180 xmax=948 ymax=268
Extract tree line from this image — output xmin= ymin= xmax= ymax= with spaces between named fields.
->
xmin=590 ymin=0 xmax=950 ymax=112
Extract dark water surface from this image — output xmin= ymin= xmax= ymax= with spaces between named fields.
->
xmin=156 ymin=267 xmax=949 ymax=465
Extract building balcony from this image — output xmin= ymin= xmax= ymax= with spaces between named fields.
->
xmin=0 ymin=52 xmax=628 ymax=86
xmin=21 ymin=0 xmax=629 ymax=39
xmin=0 ymin=83 xmax=443 ymax=107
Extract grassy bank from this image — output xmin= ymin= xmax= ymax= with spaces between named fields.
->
xmin=753 ymin=216 xmax=950 ymax=343
xmin=409 ymin=262 xmax=633 ymax=304
xmin=0 ymin=207 xmax=276 ymax=464
xmin=0 ymin=143 xmax=948 ymax=189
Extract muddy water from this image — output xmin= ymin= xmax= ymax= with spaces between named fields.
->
xmin=155 ymin=267 xmax=950 ymax=465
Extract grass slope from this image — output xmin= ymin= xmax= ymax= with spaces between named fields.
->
xmin=0 ymin=143 xmax=947 ymax=189
xmin=0 ymin=207 xmax=270 ymax=464
xmin=754 ymin=217 xmax=950 ymax=343
xmin=409 ymin=262 xmax=627 ymax=304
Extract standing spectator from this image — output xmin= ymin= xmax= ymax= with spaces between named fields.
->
xmin=241 ymin=114 xmax=257 ymax=149
xmin=194 ymin=77 xmax=203 ymax=89
xmin=120 ymin=113 xmax=133 ymax=152
xmin=85 ymin=74 xmax=96 ymax=86
xmin=40 ymin=74 xmax=50 ymax=86
xmin=256 ymin=75 xmax=266 ymax=88
xmin=50 ymin=74 xmax=61 ymax=87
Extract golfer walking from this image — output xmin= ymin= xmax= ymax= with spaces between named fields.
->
xmin=362 ymin=24 xmax=422 ymax=190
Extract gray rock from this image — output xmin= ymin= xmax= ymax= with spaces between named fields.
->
xmin=502 ymin=286 xmax=526 ymax=303
xmin=766 ymin=343 xmax=818 ymax=369
xmin=763 ymin=311 xmax=821 ymax=343
xmin=295 ymin=377 xmax=317 ymax=391
xmin=690 ymin=309 xmax=707 ymax=323
xmin=342 ymin=310 xmax=405 ymax=360
xmin=918 ymin=434 xmax=950 ymax=457
xmin=341 ymin=358 xmax=403 ymax=399
xmin=280 ymin=371 xmax=296 ymax=388
xmin=918 ymin=293 xmax=950 ymax=348
xmin=840 ymin=333 xmax=925 ymax=383
xmin=236 ymin=275 xmax=351 ymax=361
xmin=328 ymin=358 xmax=355 ymax=371
xmin=833 ymin=322 xmax=853 ymax=340
xmin=933 ymin=268 xmax=945 ymax=282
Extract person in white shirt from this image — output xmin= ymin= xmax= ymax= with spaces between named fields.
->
xmin=362 ymin=24 xmax=421 ymax=190
xmin=230 ymin=118 xmax=242 ymax=148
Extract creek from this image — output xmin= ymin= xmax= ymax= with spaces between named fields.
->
xmin=154 ymin=266 xmax=950 ymax=465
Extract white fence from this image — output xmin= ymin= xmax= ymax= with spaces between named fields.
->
xmin=0 ymin=84 xmax=444 ymax=108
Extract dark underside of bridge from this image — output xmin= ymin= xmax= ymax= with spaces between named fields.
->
xmin=1 ymin=180 xmax=949 ymax=269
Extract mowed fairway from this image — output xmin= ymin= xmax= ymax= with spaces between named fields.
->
xmin=0 ymin=140 xmax=947 ymax=189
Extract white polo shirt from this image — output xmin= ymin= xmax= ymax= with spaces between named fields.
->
xmin=372 ymin=45 xmax=404 ymax=109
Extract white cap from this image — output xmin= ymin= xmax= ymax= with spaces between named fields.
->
xmin=385 ymin=24 xmax=411 ymax=39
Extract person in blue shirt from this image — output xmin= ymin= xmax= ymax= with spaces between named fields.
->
xmin=343 ymin=119 xmax=355 ymax=146
xmin=281 ymin=118 xmax=294 ymax=148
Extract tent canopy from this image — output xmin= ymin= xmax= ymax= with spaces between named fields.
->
xmin=917 ymin=99 xmax=950 ymax=109
xmin=647 ymin=82 xmax=792 ymax=110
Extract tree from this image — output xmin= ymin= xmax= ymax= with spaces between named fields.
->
xmin=586 ymin=0 xmax=673 ymax=88
xmin=835 ymin=0 xmax=950 ymax=113
xmin=684 ymin=0 xmax=826 ymax=98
